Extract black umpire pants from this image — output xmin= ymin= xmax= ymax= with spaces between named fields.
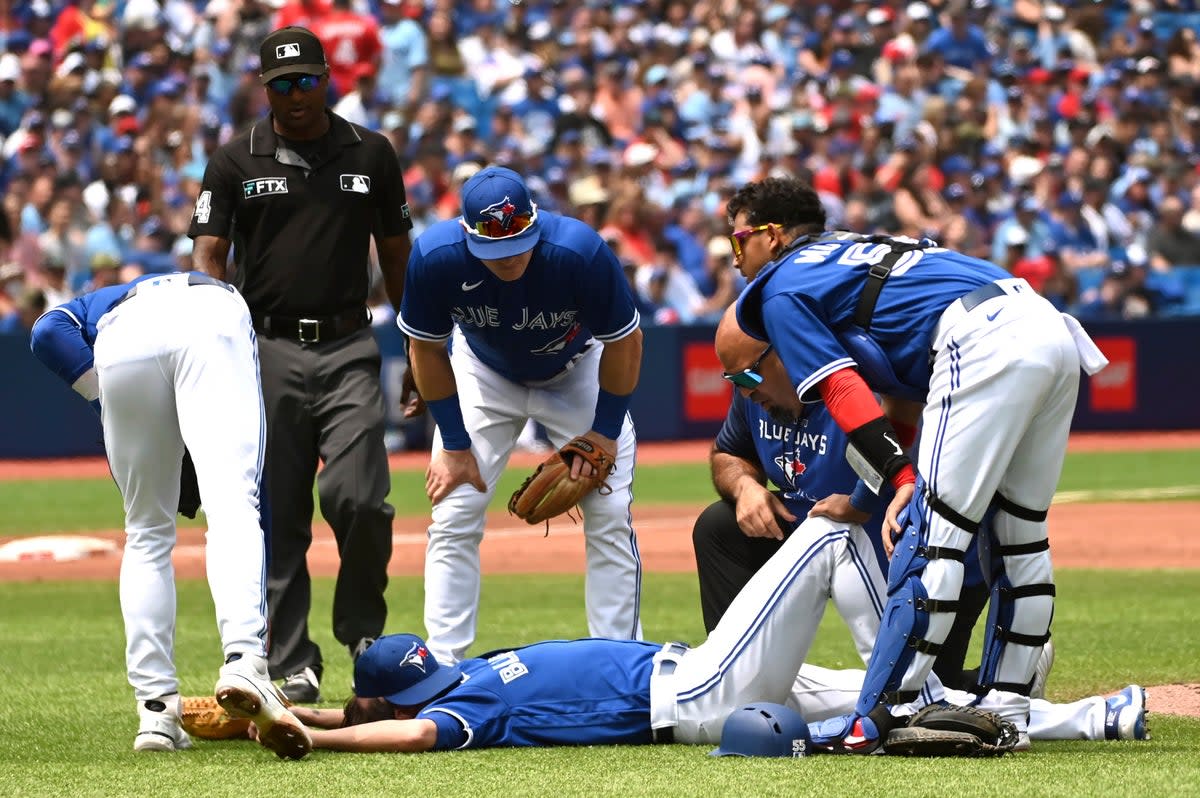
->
xmin=692 ymin=497 xmax=989 ymax=691
xmin=257 ymin=327 xmax=394 ymax=680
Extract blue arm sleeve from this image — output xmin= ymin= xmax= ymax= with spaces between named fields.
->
xmin=29 ymin=309 xmax=94 ymax=386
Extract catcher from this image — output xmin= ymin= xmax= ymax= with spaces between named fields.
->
xmin=398 ymin=166 xmax=645 ymax=666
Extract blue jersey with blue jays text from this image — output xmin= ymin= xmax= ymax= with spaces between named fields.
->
xmin=716 ymin=394 xmax=888 ymax=569
xmin=736 ymin=234 xmax=1008 ymax=402
xmin=29 ymin=274 xmax=159 ymax=386
xmin=418 ymin=639 xmax=661 ymax=749
xmin=398 ymin=212 xmax=639 ymax=384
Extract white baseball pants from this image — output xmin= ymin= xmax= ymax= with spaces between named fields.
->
xmin=650 ymin=515 xmax=928 ymax=744
xmin=94 ymin=276 xmax=268 ymax=701
xmin=787 ymin=666 xmax=1121 ymax=740
xmin=424 ymin=329 xmax=642 ymax=665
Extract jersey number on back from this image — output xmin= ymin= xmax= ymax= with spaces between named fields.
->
xmin=794 ymin=240 xmax=926 ymax=276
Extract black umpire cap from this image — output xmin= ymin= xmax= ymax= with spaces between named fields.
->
xmin=258 ymin=27 xmax=328 ymax=84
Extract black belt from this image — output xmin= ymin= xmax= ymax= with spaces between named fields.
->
xmin=252 ymin=308 xmax=370 ymax=343
xmin=959 ymin=282 xmax=1007 ymax=312
xmin=113 ymin=271 xmax=232 ymax=309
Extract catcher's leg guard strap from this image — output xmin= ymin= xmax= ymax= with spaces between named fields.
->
xmin=923 ymin=486 xmax=980 ymax=535
xmin=977 ymin=578 xmax=1056 ymax=694
xmin=992 ymin=491 xmax=1048 ymax=522
xmin=978 ymin=494 xmax=1055 ymax=695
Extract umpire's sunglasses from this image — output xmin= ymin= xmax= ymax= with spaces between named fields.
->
xmin=266 ymin=74 xmax=323 ymax=95
xmin=723 ymin=344 xmax=773 ymax=389
xmin=460 ymin=205 xmax=539 ymax=239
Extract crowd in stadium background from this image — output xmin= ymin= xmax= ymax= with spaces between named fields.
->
xmin=4 ymin=0 xmax=1200 ymax=336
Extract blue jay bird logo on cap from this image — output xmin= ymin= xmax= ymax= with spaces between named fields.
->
xmin=400 ymin=642 xmax=429 ymax=674
xmin=479 ymin=196 xmax=521 ymax=233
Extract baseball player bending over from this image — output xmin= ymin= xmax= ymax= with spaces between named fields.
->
xmin=399 ymin=166 xmax=644 ymax=665
xmin=723 ymin=177 xmax=1108 ymax=752
xmin=30 ymin=272 xmax=309 ymax=759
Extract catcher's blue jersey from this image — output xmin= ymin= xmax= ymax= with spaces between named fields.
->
xmin=29 ymin=274 xmax=158 ymax=386
xmin=418 ymin=639 xmax=660 ymax=749
xmin=397 ymin=211 xmax=639 ymax=384
xmin=735 ymin=234 xmax=1008 ymax=402
xmin=716 ymin=395 xmax=888 ymax=569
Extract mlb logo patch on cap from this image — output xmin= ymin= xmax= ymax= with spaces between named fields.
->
xmin=258 ymin=26 xmax=327 ymax=84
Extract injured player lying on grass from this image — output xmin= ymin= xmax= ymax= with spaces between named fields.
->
xmin=234 ymin=632 xmax=1147 ymax=756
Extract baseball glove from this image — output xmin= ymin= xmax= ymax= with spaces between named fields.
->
xmin=885 ymin=704 xmax=1019 ymax=757
xmin=508 ymin=436 xmax=616 ymax=525
xmin=180 ymin=696 xmax=252 ymax=740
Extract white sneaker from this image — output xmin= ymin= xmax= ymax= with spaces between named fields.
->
xmin=1104 ymin=685 xmax=1150 ymax=741
xmin=134 ymin=695 xmax=193 ymax=752
xmin=1030 ymin=639 xmax=1054 ymax=700
xmin=215 ymin=655 xmax=312 ymax=760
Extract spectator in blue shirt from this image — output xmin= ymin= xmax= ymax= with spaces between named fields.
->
xmin=923 ymin=5 xmax=993 ymax=74
xmin=378 ymin=0 xmax=428 ymax=116
xmin=1048 ymin=192 xmax=1109 ymax=273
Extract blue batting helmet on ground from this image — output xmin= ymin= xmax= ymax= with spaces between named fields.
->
xmin=709 ymin=703 xmax=812 ymax=757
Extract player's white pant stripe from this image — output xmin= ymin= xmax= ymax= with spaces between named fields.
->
xmin=846 ymin=537 xmax=885 ymax=618
xmin=624 ymin=437 xmax=643 ymax=640
xmin=930 ymin=387 xmax=956 ymax=499
xmin=675 ymin=531 xmax=846 ymax=702
xmin=249 ymin=318 xmax=269 ymax=641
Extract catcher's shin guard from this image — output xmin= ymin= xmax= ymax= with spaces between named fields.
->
xmin=854 ymin=484 xmax=969 ymax=716
xmin=976 ymin=494 xmax=1054 ymax=694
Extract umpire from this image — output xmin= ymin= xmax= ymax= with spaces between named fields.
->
xmin=188 ymin=26 xmax=413 ymax=702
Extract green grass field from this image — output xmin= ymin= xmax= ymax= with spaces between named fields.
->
xmin=1 ymin=449 xmax=1198 ymax=797
xmin=2 ymin=448 xmax=1198 ymax=537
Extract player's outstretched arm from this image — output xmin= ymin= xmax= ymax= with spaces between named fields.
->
xmin=307 ymin=719 xmax=439 ymax=753
xmin=289 ymin=705 xmax=346 ymax=729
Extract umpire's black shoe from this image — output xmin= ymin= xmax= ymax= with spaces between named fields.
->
xmin=279 ymin=665 xmax=322 ymax=704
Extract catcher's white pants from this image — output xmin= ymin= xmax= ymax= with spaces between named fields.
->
xmin=424 ymin=329 xmax=642 ymax=665
xmin=788 ymin=666 xmax=1118 ymax=741
xmin=651 ymin=516 xmax=938 ymax=745
xmin=880 ymin=280 xmax=1085 ymax=722
xmin=95 ymin=276 xmax=269 ymax=701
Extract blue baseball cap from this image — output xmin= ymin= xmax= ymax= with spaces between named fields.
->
xmin=460 ymin=166 xmax=542 ymax=260
xmin=354 ymin=634 xmax=464 ymax=706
